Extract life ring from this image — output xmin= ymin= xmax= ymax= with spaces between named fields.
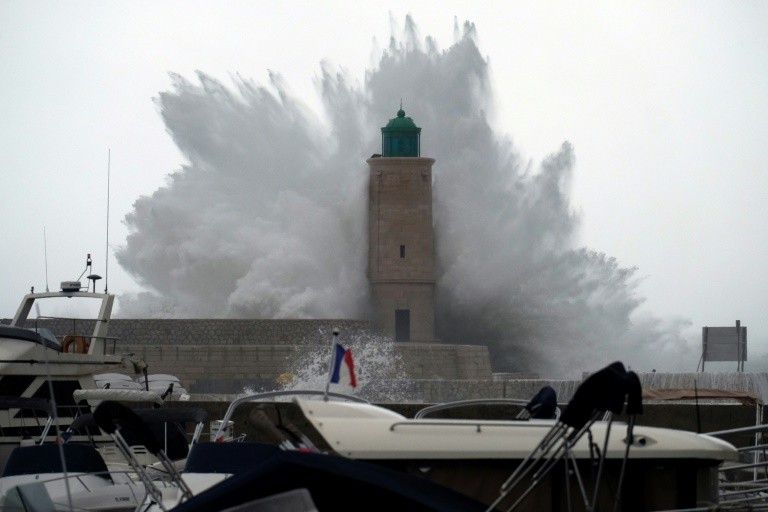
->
xmin=62 ymin=334 xmax=90 ymax=354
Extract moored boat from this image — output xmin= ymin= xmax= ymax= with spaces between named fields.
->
xmin=204 ymin=363 xmax=739 ymax=511
xmin=8 ymin=359 xmax=741 ymax=511
xmin=0 ymin=280 xmax=148 ymax=467
xmin=293 ymin=394 xmax=737 ymax=511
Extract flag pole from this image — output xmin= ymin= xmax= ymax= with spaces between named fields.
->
xmin=324 ymin=327 xmax=340 ymax=401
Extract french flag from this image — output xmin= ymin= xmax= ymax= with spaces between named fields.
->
xmin=329 ymin=343 xmax=357 ymax=388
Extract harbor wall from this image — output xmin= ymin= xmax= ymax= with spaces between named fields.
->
xmin=10 ymin=318 xmax=768 ymax=405
xmin=117 ymin=344 xmax=492 ymax=393
xmin=11 ymin=318 xmax=494 ymax=393
xmin=20 ymin=318 xmax=372 ymax=346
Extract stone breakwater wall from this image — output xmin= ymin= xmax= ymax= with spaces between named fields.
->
xmin=26 ymin=318 xmax=372 ymax=346
xmin=120 ymin=343 xmax=492 ymax=393
xmin=17 ymin=318 xmax=493 ymax=394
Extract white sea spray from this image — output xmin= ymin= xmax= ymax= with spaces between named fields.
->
xmin=116 ymin=17 xmax=696 ymax=379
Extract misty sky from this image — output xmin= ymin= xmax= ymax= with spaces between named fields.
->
xmin=1 ymin=1 xmax=767 ymax=374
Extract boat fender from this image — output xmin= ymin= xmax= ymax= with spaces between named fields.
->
xmin=62 ymin=334 xmax=90 ymax=354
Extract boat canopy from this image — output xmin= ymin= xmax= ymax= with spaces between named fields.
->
xmin=2 ymin=444 xmax=112 ymax=480
xmin=73 ymin=389 xmax=164 ymax=405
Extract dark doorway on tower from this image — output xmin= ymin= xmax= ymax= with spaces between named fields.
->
xmin=395 ymin=309 xmax=411 ymax=341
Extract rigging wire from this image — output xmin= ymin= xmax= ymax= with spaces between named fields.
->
xmin=105 ymin=148 xmax=110 ymax=293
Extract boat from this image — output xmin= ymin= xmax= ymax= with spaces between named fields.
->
xmin=292 ymin=397 xmax=736 ymax=510
xmin=3 ymin=362 xmax=742 ymax=511
xmin=0 ymin=278 xmax=149 ymax=466
xmin=0 ymin=443 xmax=142 ymax=511
xmin=0 ymin=396 xmax=209 ymax=511
xmin=89 ymin=398 xmax=490 ymax=512
xmin=203 ymin=363 xmax=740 ymax=511
xmin=0 ymin=281 xmax=141 ymax=396
xmin=68 ymin=389 xmax=206 ymax=466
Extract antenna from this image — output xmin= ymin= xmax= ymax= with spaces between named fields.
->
xmin=77 ymin=253 xmax=102 ymax=292
xmin=78 ymin=254 xmax=92 ymax=281
xmin=105 ymin=148 xmax=110 ymax=293
xmin=43 ymin=226 xmax=49 ymax=292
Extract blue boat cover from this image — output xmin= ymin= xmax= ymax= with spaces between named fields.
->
xmin=2 ymin=444 xmax=112 ymax=482
xmin=183 ymin=442 xmax=280 ymax=474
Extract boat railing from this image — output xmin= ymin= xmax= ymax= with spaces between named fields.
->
xmin=0 ymin=398 xmax=54 ymax=443
xmin=414 ymin=398 xmax=561 ymax=421
xmin=90 ymin=335 xmax=121 ymax=355
xmin=706 ymin=422 xmax=768 ymax=506
xmin=389 ymin=419 xmax=556 ymax=433
xmin=32 ymin=316 xmax=122 ymax=355
xmin=213 ymin=390 xmax=368 ymax=442
xmin=59 ymin=334 xmax=122 ymax=355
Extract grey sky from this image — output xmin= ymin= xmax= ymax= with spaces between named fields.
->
xmin=1 ymin=1 xmax=767 ymax=371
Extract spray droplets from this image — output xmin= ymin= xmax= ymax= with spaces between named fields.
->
xmin=116 ymin=19 xmax=693 ymax=378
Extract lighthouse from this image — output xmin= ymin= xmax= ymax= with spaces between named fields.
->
xmin=367 ymin=108 xmax=436 ymax=342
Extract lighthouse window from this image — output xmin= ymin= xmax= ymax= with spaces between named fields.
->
xmin=400 ymin=245 xmax=405 ymax=258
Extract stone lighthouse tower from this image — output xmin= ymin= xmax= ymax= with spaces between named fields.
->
xmin=367 ymin=108 xmax=436 ymax=342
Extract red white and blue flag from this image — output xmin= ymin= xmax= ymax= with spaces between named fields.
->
xmin=329 ymin=343 xmax=357 ymax=388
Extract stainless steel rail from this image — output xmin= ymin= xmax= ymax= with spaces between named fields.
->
xmin=414 ymin=398 xmax=561 ymax=420
xmin=213 ymin=390 xmax=368 ymax=441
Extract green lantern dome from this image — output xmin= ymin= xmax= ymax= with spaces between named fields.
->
xmin=381 ymin=108 xmax=421 ymax=157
